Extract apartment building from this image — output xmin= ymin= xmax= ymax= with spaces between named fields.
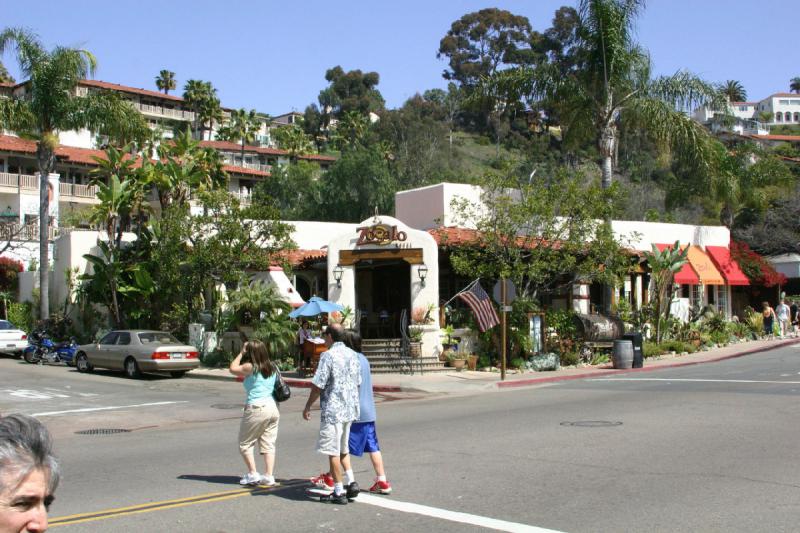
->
xmin=694 ymin=92 xmax=800 ymax=135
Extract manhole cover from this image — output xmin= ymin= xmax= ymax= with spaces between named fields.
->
xmin=75 ymin=428 xmax=132 ymax=435
xmin=211 ymin=403 xmax=244 ymax=410
xmin=560 ymin=421 xmax=622 ymax=428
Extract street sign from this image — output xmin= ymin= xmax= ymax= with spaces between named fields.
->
xmin=493 ymin=280 xmax=516 ymax=304
xmin=501 ymin=306 xmax=513 ymax=312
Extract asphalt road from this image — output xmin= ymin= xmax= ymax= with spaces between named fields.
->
xmin=1 ymin=345 xmax=799 ymax=532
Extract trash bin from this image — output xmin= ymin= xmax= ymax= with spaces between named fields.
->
xmin=623 ymin=332 xmax=644 ymax=368
xmin=612 ymin=340 xmax=633 ymax=369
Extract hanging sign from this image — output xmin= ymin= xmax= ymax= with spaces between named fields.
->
xmin=356 ymin=224 xmax=407 ymax=246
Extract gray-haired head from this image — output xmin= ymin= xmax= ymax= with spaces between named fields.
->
xmin=0 ymin=414 xmax=60 ymax=494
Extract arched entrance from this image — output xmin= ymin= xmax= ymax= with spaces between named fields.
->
xmin=355 ymin=259 xmax=411 ymax=339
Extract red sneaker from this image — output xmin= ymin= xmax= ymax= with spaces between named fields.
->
xmin=368 ymin=480 xmax=392 ymax=494
xmin=310 ymin=473 xmax=334 ymax=490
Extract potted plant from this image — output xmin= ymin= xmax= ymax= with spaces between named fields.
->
xmin=408 ymin=326 xmax=423 ymax=358
xmin=440 ymin=325 xmax=458 ymax=361
xmin=466 ymin=353 xmax=479 ymax=371
xmin=447 ymin=350 xmax=467 ymax=370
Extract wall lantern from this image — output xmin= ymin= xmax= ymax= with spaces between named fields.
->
xmin=418 ymin=264 xmax=429 ymax=287
xmin=333 ymin=265 xmax=344 ymax=288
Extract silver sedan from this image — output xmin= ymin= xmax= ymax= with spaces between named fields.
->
xmin=75 ymin=330 xmax=200 ymax=378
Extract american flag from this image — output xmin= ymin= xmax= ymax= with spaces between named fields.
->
xmin=457 ymin=281 xmax=500 ymax=332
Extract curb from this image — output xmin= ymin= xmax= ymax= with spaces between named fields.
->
xmin=186 ymin=372 xmax=412 ymax=394
xmin=495 ymin=338 xmax=800 ymax=389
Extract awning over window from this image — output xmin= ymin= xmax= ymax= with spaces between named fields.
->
xmin=706 ymin=246 xmax=750 ymax=286
xmin=686 ymin=246 xmax=724 ymax=285
xmin=655 ymin=244 xmax=700 ymax=285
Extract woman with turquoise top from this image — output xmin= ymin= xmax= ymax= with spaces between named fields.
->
xmin=229 ymin=340 xmax=280 ymax=486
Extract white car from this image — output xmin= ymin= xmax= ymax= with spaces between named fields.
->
xmin=0 ymin=320 xmax=28 ymax=355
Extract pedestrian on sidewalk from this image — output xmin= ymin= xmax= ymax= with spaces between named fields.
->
xmin=303 ymin=323 xmax=361 ymax=505
xmin=0 ymin=413 xmax=59 ymax=533
xmin=229 ymin=341 xmax=280 ymax=487
xmin=776 ymin=299 xmax=791 ymax=338
xmin=311 ymin=330 xmax=393 ymax=499
xmin=762 ymin=301 xmax=776 ymax=339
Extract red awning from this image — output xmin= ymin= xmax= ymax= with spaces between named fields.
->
xmin=705 ymin=246 xmax=750 ymax=286
xmin=655 ymin=244 xmax=700 ymax=285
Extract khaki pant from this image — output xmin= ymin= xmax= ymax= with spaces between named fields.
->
xmin=238 ymin=402 xmax=280 ymax=455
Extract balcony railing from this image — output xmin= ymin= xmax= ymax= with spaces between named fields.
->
xmin=0 ymin=172 xmax=38 ymax=191
xmin=59 ymin=182 xmax=98 ymax=199
xmin=134 ymin=102 xmax=195 ymax=121
xmin=226 ymin=160 xmax=272 ymax=173
xmin=0 ymin=223 xmax=59 ymax=241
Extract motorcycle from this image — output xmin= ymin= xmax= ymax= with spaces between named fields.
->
xmin=23 ymin=329 xmax=78 ymax=366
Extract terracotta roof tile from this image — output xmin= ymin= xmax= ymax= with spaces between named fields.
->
xmin=199 ymin=140 xmax=286 ymax=156
xmin=280 ymin=249 xmax=327 ymax=267
xmin=748 ymin=134 xmax=800 ymax=142
xmin=80 ymin=79 xmax=185 ymax=102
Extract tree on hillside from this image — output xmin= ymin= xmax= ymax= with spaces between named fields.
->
xmin=790 ymin=77 xmax=800 ymax=94
xmin=437 ymin=8 xmax=537 ymax=88
xmin=273 ymin=123 xmax=314 ymax=159
xmin=422 ymin=83 xmax=463 ymax=149
xmin=721 ymin=80 xmax=747 ymax=102
xmin=320 ymin=66 xmax=385 ymax=118
xmin=182 ymin=79 xmax=222 ymax=140
xmin=0 ymin=60 xmax=13 ymax=83
xmin=155 ymin=69 xmax=176 ymax=95
xmin=479 ymin=0 xmax=723 ymax=191
xmin=314 ymin=147 xmax=395 ymax=222
xmin=216 ymin=108 xmax=262 ymax=163
xmin=0 ymin=27 xmax=147 ymax=320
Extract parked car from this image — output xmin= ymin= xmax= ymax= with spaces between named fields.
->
xmin=0 ymin=320 xmax=28 ymax=356
xmin=75 ymin=330 xmax=200 ymax=378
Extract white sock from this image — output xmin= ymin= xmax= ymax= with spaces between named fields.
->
xmin=377 ymin=475 xmax=386 ymax=482
xmin=334 ymin=482 xmax=344 ymax=495
xmin=344 ymin=470 xmax=355 ymax=484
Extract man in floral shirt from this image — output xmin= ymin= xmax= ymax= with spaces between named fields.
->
xmin=303 ymin=323 xmax=361 ymax=504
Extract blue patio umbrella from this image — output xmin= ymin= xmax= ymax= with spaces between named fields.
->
xmin=288 ymin=296 xmax=344 ymax=319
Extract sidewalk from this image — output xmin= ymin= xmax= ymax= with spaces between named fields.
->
xmin=187 ymin=337 xmax=800 ymax=395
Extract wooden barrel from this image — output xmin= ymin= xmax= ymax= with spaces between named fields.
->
xmin=612 ymin=340 xmax=633 ymax=369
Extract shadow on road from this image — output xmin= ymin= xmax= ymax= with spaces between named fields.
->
xmin=178 ymin=474 xmax=241 ymax=485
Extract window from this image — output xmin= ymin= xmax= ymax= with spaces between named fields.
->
xmin=792 ymin=100 xmax=800 ymax=105
xmin=776 ymin=113 xmax=783 ymax=122
xmin=99 ymin=332 xmax=118 ymax=345
xmin=795 ymin=113 xmax=800 ymax=122
xmin=691 ymin=284 xmax=702 ymax=306
xmin=138 ymin=332 xmax=180 ymax=344
xmin=681 ymin=285 xmax=690 ymax=298
xmin=718 ymin=286 xmax=728 ymax=316
xmin=779 ymin=99 xmax=790 ymax=104
xmin=786 ymin=112 xmax=793 ymax=122
xmin=116 ymin=332 xmax=131 ymax=345
xmin=708 ymin=286 xmax=716 ymax=305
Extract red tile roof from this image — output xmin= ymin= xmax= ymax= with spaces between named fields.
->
xmin=80 ymin=79 xmax=185 ymax=102
xmin=281 ymin=249 xmax=327 ymax=267
xmin=428 ymin=226 xmax=562 ymax=250
xmin=748 ymin=134 xmax=800 ymax=142
xmin=767 ymin=93 xmax=800 ymax=98
xmin=299 ymin=153 xmax=337 ymax=162
xmin=0 ymin=134 xmax=273 ymax=178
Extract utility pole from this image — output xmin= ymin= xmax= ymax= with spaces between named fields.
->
xmin=501 ymin=277 xmax=507 ymax=381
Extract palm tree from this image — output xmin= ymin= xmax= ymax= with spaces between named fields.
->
xmin=0 ymin=27 xmax=146 ymax=320
xmin=0 ymin=60 xmax=13 ymax=83
xmin=155 ymin=69 xmax=176 ymax=95
xmin=721 ymin=80 xmax=747 ymax=102
xmin=790 ymin=77 xmax=800 ymax=94
xmin=216 ymin=108 xmax=262 ymax=164
xmin=182 ymin=79 xmax=222 ymax=140
xmin=481 ymin=0 xmax=723 ymax=191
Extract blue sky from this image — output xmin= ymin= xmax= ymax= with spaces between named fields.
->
xmin=2 ymin=1 xmax=796 ymax=114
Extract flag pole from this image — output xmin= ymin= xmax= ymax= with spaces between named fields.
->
xmin=501 ymin=276 xmax=507 ymax=381
xmin=441 ymin=278 xmax=480 ymax=308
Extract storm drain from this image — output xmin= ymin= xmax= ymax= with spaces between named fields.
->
xmin=211 ymin=403 xmax=245 ymax=410
xmin=560 ymin=421 xmax=622 ymax=428
xmin=75 ymin=428 xmax=132 ymax=435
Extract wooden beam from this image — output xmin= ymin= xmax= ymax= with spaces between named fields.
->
xmin=339 ymin=248 xmax=424 ymax=266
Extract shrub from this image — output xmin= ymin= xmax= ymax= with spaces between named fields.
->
xmin=709 ymin=330 xmax=730 ymax=345
xmin=7 ymin=301 xmax=34 ymax=333
xmin=510 ymin=357 xmax=526 ymax=370
xmin=0 ymin=256 xmax=23 ymax=292
xmin=559 ymin=351 xmax=580 ymax=367
xmin=660 ymin=339 xmax=695 ymax=354
xmin=644 ymin=341 xmax=666 ymax=358
xmin=202 ymin=348 xmax=234 ymax=368
xmin=477 ymin=353 xmax=492 ymax=368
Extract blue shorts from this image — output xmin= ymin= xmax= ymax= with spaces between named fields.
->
xmin=348 ymin=421 xmax=380 ymax=457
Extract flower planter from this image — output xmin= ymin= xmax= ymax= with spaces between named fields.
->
xmin=409 ymin=342 xmax=422 ymax=358
xmin=451 ymin=358 xmax=466 ymax=371
xmin=467 ymin=355 xmax=479 ymax=371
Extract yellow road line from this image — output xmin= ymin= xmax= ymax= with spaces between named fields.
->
xmin=50 ymin=482 xmax=303 ymax=528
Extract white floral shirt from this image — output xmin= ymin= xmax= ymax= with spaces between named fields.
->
xmin=312 ymin=342 xmax=362 ymax=423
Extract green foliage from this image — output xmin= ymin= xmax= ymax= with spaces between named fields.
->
xmin=643 ymin=341 xmax=665 ymax=358
xmin=7 ymin=301 xmax=34 ymax=333
xmin=201 ymin=348 xmax=234 ymax=368
xmin=408 ymin=326 xmax=424 ymax=342
xmin=510 ymin=357 xmax=526 ymax=370
xmin=559 ymin=351 xmax=579 ymax=366
xmin=477 ymin=353 xmax=492 ymax=368
xmin=449 ymin=169 xmax=627 ymax=304
xmin=643 ymin=241 xmax=689 ymax=343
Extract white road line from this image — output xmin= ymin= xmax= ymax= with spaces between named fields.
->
xmin=357 ymin=493 xmax=563 ymax=533
xmin=32 ymin=401 xmax=189 ymax=417
xmin=590 ymin=378 xmax=800 ymax=384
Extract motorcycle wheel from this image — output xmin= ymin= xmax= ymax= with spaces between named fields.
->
xmin=23 ymin=350 xmax=40 ymax=364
